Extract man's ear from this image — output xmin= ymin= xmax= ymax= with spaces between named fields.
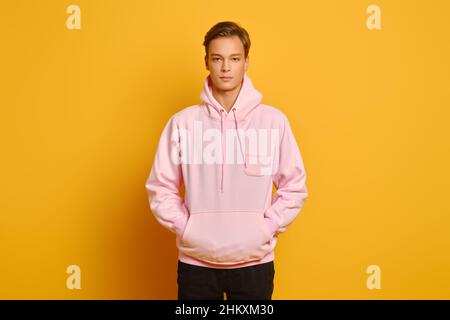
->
xmin=244 ymin=55 xmax=249 ymax=72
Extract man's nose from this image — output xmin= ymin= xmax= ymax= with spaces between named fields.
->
xmin=221 ymin=60 xmax=230 ymax=72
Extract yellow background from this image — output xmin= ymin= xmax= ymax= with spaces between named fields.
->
xmin=1 ymin=0 xmax=449 ymax=299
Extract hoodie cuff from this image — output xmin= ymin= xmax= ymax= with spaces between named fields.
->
xmin=264 ymin=217 xmax=279 ymax=236
xmin=173 ymin=214 xmax=188 ymax=237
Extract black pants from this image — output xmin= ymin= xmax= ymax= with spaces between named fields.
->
xmin=177 ymin=260 xmax=275 ymax=300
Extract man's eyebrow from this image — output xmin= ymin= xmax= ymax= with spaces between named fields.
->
xmin=210 ymin=53 xmax=242 ymax=57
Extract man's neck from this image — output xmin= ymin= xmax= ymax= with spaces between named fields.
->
xmin=211 ymin=81 xmax=243 ymax=114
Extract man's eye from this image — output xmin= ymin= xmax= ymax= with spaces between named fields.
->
xmin=212 ymin=58 xmax=240 ymax=61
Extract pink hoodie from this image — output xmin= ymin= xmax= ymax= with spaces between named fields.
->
xmin=145 ymin=74 xmax=308 ymax=269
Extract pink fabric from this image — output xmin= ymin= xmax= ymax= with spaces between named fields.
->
xmin=145 ymin=73 xmax=308 ymax=268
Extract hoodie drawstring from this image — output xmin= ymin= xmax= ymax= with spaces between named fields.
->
xmin=218 ymin=108 xmax=248 ymax=193
xmin=233 ymin=108 xmax=247 ymax=169
xmin=220 ymin=109 xmax=225 ymax=193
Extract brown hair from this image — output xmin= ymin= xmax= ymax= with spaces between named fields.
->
xmin=203 ymin=21 xmax=251 ymax=59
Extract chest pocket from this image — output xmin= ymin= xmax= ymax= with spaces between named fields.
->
xmin=244 ymin=152 xmax=275 ymax=176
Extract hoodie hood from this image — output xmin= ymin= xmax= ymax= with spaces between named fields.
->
xmin=200 ymin=73 xmax=263 ymax=121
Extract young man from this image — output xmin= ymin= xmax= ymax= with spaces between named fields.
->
xmin=145 ymin=21 xmax=308 ymax=300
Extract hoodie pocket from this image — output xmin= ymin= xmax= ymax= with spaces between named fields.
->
xmin=244 ymin=152 xmax=274 ymax=176
xmin=180 ymin=211 xmax=273 ymax=264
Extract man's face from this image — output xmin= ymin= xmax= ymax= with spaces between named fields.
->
xmin=205 ymin=35 xmax=249 ymax=92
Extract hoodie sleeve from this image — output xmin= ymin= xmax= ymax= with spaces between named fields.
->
xmin=145 ymin=115 xmax=189 ymax=237
xmin=264 ymin=113 xmax=308 ymax=236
